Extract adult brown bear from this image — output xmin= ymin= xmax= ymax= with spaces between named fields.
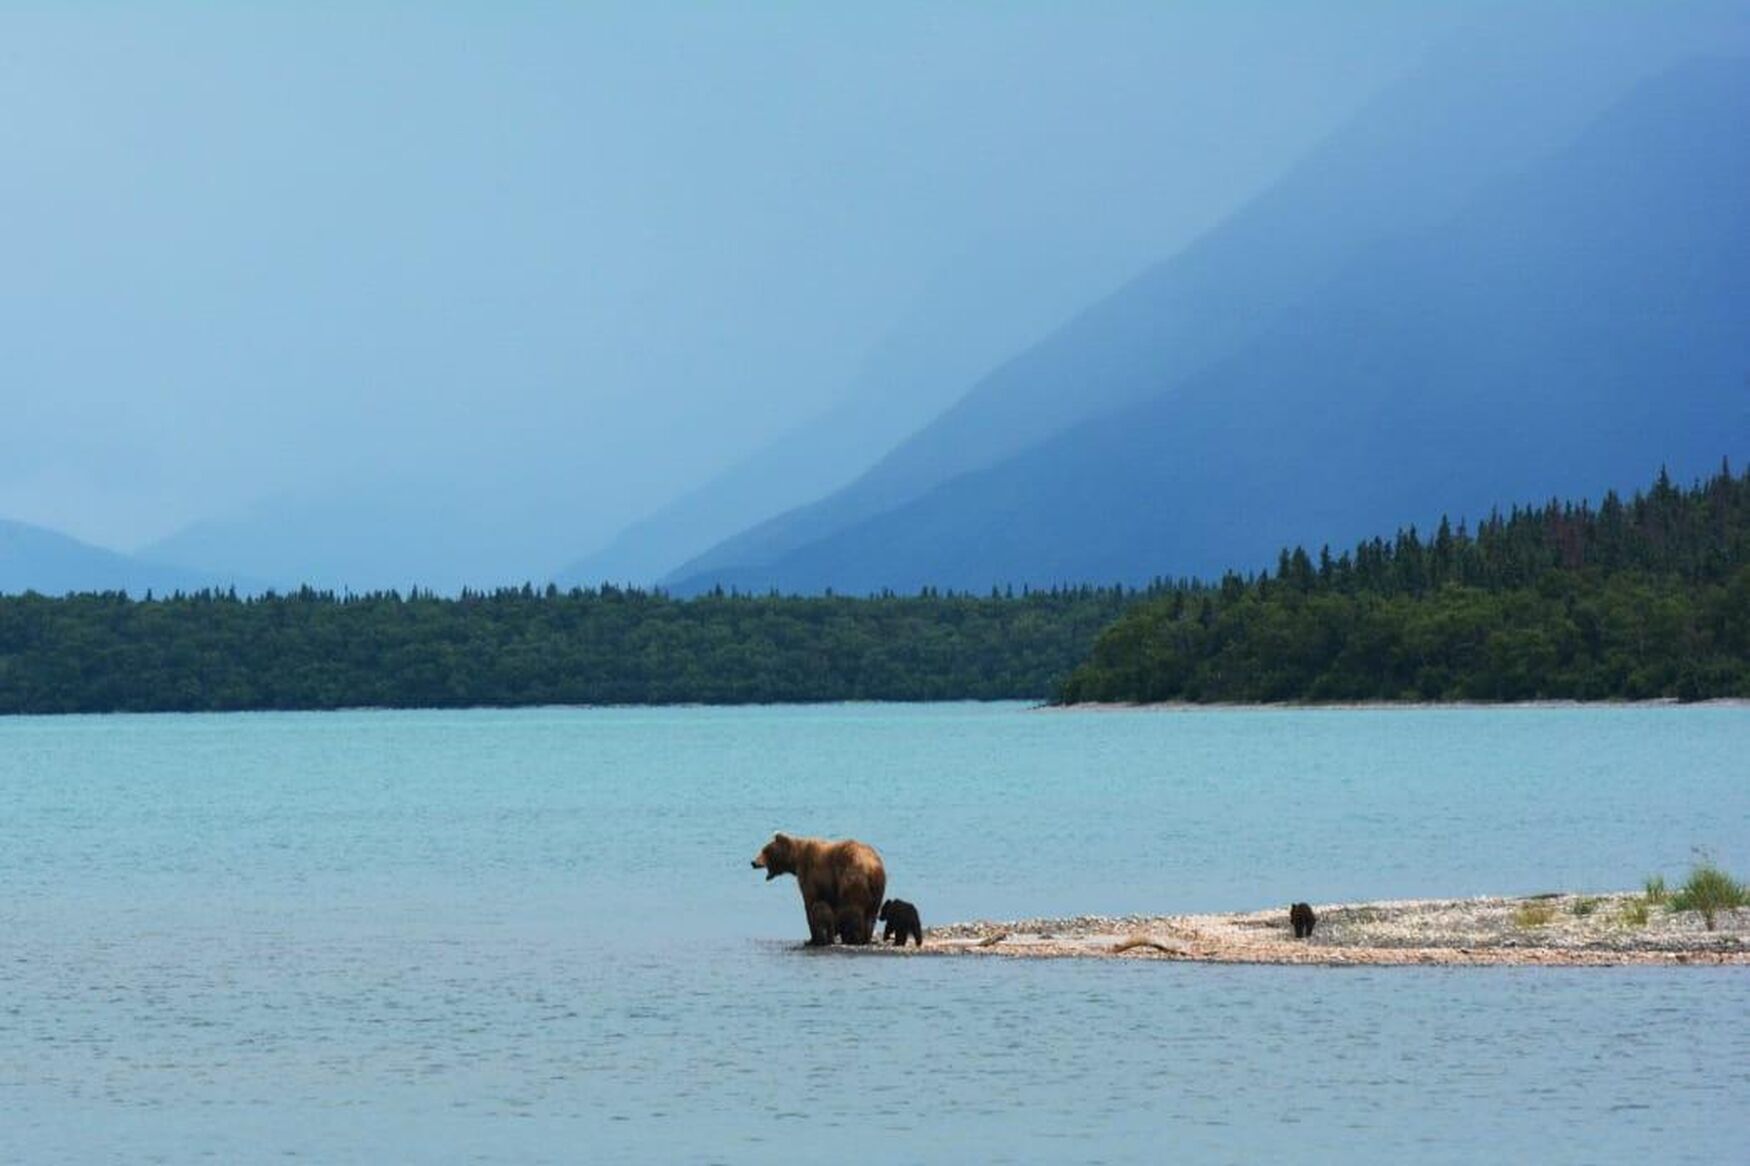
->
xmin=752 ymin=833 xmax=886 ymax=945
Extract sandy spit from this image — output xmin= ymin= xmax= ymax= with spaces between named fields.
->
xmin=843 ymin=894 xmax=1750 ymax=967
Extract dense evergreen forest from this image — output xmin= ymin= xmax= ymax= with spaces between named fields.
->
xmin=4 ymin=466 xmax=1744 ymax=714
xmin=0 ymin=584 xmax=1142 ymax=713
xmin=1057 ymin=465 xmax=1750 ymax=704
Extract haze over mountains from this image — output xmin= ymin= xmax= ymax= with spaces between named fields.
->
xmin=0 ymin=520 xmax=250 ymax=598
xmin=671 ymin=56 xmax=1749 ymax=594
xmin=17 ymin=4 xmax=1469 ymax=596
xmin=555 ymin=246 xmax=1131 ymax=588
xmin=664 ymin=28 xmax=1750 ymax=595
xmin=5 ymin=6 xmax=1746 ymax=598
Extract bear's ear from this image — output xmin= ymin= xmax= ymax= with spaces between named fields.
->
xmin=773 ymin=831 xmax=791 ymax=843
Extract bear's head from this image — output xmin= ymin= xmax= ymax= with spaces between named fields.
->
xmin=877 ymin=899 xmax=894 ymax=921
xmin=751 ymin=833 xmax=797 ymax=881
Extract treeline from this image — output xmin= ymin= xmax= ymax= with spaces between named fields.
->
xmin=0 ymin=583 xmax=1144 ymax=714
xmin=7 ymin=467 xmax=1744 ymax=714
xmin=1057 ymin=464 xmax=1750 ymax=704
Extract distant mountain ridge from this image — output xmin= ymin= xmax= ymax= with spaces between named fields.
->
xmin=669 ymin=52 xmax=1750 ymax=595
xmin=555 ymin=244 xmax=1155 ymax=587
xmin=664 ymin=15 xmax=1722 ymax=593
xmin=0 ymin=518 xmax=250 ymax=597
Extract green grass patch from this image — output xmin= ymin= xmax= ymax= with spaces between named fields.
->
xmin=1619 ymin=898 xmax=1649 ymax=927
xmin=1513 ymin=901 xmax=1556 ymax=929
xmin=1643 ymin=874 xmax=1668 ymax=904
xmin=1668 ymin=860 xmax=1748 ymax=931
xmin=1570 ymin=897 xmax=1601 ymax=918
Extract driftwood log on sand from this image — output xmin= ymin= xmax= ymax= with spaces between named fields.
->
xmin=1112 ymin=936 xmax=1188 ymax=956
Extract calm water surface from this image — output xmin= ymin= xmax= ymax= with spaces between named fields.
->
xmin=2 ymin=703 xmax=1746 ymax=1162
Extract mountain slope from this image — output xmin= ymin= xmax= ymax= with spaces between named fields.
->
xmin=140 ymin=484 xmax=571 ymax=596
xmin=555 ymin=247 xmax=1099 ymax=586
xmin=556 ymin=389 xmax=927 ymax=588
xmin=667 ymin=11 xmax=1723 ymax=591
xmin=671 ymin=58 xmax=1750 ymax=594
xmin=0 ymin=519 xmax=243 ymax=597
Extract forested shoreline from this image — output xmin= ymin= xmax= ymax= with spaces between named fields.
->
xmin=0 ymin=584 xmax=1142 ymax=713
xmin=1056 ymin=466 xmax=1750 ymax=704
xmin=3 ymin=467 xmax=1745 ymax=714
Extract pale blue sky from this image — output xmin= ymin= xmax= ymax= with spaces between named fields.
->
xmin=2 ymin=1 xmax=1682 ymax=587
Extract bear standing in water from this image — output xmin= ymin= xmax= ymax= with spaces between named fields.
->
xmin=1290 ymin=902 xmax=1317 ymax=939
xmin=878 ymin=899 xmax=924 ymax=947
xmin=806 ymin=901 xmax=871 ymax=947
xmin=834 ymin=905 xmax=867 ymax=946
xmin=807 ymin=901 xmax=837 ymax=947
xmin=752 ymin=832 xmax=886 ymax=946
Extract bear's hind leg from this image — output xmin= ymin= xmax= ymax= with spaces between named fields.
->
xmin=807 ymin=900 xmax=835 ymax=946
xmin=835 ymin=905 xmax=867 ymax=946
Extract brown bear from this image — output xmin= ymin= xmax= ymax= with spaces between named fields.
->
xmin=834 ymin=904 xmax=867 ymax=946
xmin=807 ymin=902 xmax=866 ymax=947
xmin=1290 ymin=902 xmax=1317 ymax=939
xmin=807 ymin=901 xmax=837 ymax=947
xmin=878 ymin=898 xmax=923 ymax=947
xmin=752 ymin=832 xmax=886 ymax=946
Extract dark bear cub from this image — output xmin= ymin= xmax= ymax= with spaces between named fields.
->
xmin=878 ymin=898 xmax=923 ymax=947
xmin=1289 ymin=902 xmax=1317 ymax=939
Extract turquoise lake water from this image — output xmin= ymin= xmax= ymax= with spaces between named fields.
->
xmin=2 ymin=703 xmax=1747 ymax=1163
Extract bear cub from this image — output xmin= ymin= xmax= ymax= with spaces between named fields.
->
xmin=878 ymin=898 xmax=924 ymax=947
xmin=1289 ymin=902 xmax=1317 ymax=939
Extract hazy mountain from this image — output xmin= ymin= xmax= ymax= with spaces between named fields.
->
xmin=0 ymin=519 xmax=246 ymax=596
xmin=557 ymin=247 xmax=1133 ymax=586
xmin=666 ymin=11 xmax=1745 ymax=593
xmin=669 ymin=58 xmax=1750 ymax=595
xmin=556 ymin=392 xmax=927 ymax=589
xmin=139 ymin=484 xmax=570 ymax=596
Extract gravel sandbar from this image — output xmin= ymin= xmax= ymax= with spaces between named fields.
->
xmin=851 ymin=894 xmax=1750 ymax=966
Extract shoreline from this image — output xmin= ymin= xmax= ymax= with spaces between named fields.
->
xmin=844 ymin=894 xmax=1750 ymax=966
xmin=1038 ymin=698 xmax=1750 ymax=713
